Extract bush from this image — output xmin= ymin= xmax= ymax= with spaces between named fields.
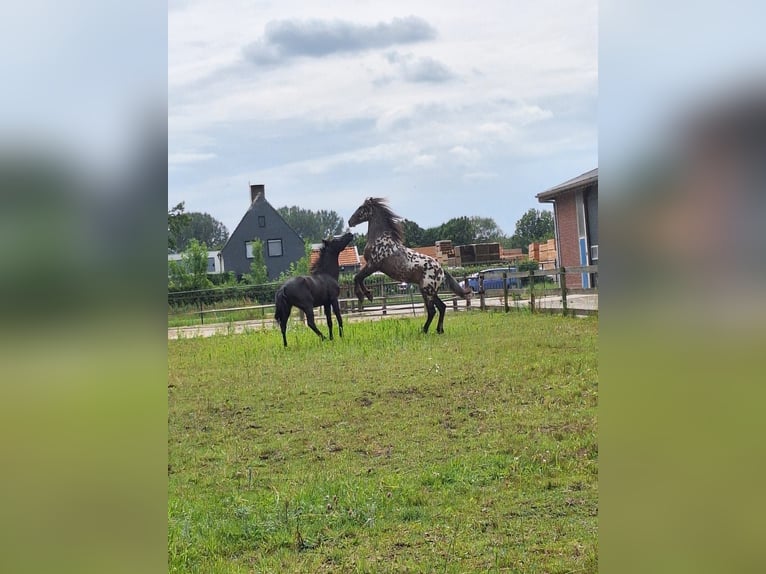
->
xmin=276 ymin=240 xmax=312 ymax=282
xmin=517 ymin=258 xmax=539 ymax=273
xmin=242 ymin=239 xmax=268 ymax=284
xmin=168 ymin=239 xmax=213 ymax=291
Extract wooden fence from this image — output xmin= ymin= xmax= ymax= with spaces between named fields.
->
xmin=167 ymin=266 xmax=598 ymax=327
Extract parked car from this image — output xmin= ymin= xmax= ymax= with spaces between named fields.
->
xmin=461 ymin=267 xmax=521 ymax=291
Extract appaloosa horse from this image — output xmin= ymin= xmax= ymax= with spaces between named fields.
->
xmin=274 ymin=232 xmax=353 ymax=347
xmin=348 ymin=198 xmax=472 ymax=334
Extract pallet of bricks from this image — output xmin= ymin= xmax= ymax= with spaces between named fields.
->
xmin=528 ymin=239 xmax=557 ymax=272
xmin=434 ymin=240 xmax=454 ymax=262
xmin=455 ymin=242 xmax=500 ymax=265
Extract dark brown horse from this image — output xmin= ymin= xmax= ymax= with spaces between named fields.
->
xmin=274 ymin=232 xmax=353 ymax=347
xmin=348 ymin=198 xmax=472 ymax=334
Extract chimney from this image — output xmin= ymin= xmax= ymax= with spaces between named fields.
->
xmin=250 ymin=184 xmax=265 ymax=204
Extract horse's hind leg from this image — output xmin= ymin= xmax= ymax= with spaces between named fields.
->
xmin=323 ymin=303 xmax=334 ymax=340
xmin=280 ymin=320 xmax=288 ymax=347
xmin=433 ymin=295 xmax=447 ymax=334
xmin=303 ymin=308 xmax=326 ymax=341
xmin=279 ymin=303 xmax=292 ymax=347
xmin=421 ymin=296 xmax=436 ymax=333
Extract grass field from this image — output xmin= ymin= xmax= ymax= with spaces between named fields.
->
xmin=168 ymin=311 xmax=598 ymax=573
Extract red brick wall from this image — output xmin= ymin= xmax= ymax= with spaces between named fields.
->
xmin=554 ymin=191 xmax=583 ymax=288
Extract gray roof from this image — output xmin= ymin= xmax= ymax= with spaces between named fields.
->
xmin=536 ymin=168 xmax=598 ymax=202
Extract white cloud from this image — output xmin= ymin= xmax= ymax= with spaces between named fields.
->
xmin=449 ymin=145 xmax=481 ymax=165
xmin=410 ymin=153 xmax=437 ymax=168
xmin=463 ymin=171 xmax=498 ymax=182
xmin=384 ymin=51 xmax=455 ymax=83
xmin=168 ymin=152 xmax=217 ymax=166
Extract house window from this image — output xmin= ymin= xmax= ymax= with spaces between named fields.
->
xmin=258 ymin=216 xmax=266 ymax=227
xmin=267 ymin=239 xmax=283 ymax=257
xmin=207 ymin=257 xmax=216 ymax=272
xmin=245 ymin=241 xmax=259 ymax=259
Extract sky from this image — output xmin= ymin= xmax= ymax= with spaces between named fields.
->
xmin=168 ymin=0 xmax=597 ymax=239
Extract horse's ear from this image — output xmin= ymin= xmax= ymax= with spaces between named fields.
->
xmin=322 ymin=239 xmax=329 ymax=246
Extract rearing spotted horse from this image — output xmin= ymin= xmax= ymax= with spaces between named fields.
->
xmin=348 ymin=197 xmax=472 ymax=334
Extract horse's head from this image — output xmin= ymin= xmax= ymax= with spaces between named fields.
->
xmin=322 ymin=232 xmax=354 ymax=255
xmin=348 ymin=197 xmax=378 ymax=227
xmin=312 ymin=232 xmax=354 ymax=275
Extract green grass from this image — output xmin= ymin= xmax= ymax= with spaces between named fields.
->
xmin=168 ymin=311 xmax=598 ymax=573
xmin=168 ymin=306 xmax=272 ymax=328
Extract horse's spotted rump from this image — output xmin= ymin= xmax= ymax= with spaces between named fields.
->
xmin=365 ymin=232 xmax=447 ymax=301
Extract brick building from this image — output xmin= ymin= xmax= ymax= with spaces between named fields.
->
xmin=536 ymin=168 xmax=598 ymax=288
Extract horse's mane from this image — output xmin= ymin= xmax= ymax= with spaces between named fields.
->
xmin=368 ymin=198 xmax=404 ymax=243
xmin=309 ymin=245 xmax=326 ymax=274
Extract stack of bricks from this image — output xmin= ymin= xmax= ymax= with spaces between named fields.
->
xmin=435 ymin=240 xmax=456 ymax=264
xmin=528 ymin=243 xmax=540 ymax=262
xmin=528 ymin=238 xmax=557 ymax=270
xmin=501 ymin=247 xmax=524 ymax=263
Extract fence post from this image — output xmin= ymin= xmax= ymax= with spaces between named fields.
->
xmin=382 ymin=296 xmax=387 ymax=315
xmin=199 ymin=300 xmax=204 ymax=325
xmin=452 ymin=297 xmax=458 ymax=312
xmin=503 ymin=272 xmax=509 ymax=313
xmin=464 ymin=275 xmax=471 ymax=309
xmin=529 ymin=270 xmax=535 ymax=313
xmin=560 ymin=266 xmax=568 ymax=317
xmin=479 ymin=273 xmax=486 ymax=311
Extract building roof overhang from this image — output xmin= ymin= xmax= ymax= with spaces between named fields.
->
xmin=536 ymin=168 xmax=598 ymax=203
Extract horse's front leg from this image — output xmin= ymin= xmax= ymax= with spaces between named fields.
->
xmin=304 ymin=308 xmax=326 ymax=341
xmin=323 ymin=302 xmax=334 ymax=340
xmin=353 ymin=265 xmax=375 ymax=304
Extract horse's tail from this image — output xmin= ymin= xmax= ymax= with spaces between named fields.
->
xmin=274 ymin=287 xmax=290 ymax=325
xmin=443 ymin=270 xmax=473 ymax=300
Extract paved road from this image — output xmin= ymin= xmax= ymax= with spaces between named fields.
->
xmin=168 ymin=293 xmax=597 ymax=340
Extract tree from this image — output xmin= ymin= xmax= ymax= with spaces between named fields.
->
xmin=512 ymin=209 xmax=555 ymax=252
xmin=172 ymin=211 xmax=229 ymax=251
xmin=244 ymin=239 xmax=268 ymax=284
xmin=168 ymin=202 xmax=190 ymax=251
xmin=352 ymin=232 xmax=367 ymax=254
xmin=435 ymin=216 xmax=476 ymax=246
xmin=168 ymin=239 xmax=213 ymax=291
xmin=469 ymin=216 xmax=506 ymax=244
xmin=277 ymin=206 xmax=344 ymax=242
xmin=401 ymin=219 xmax=427 ymax=247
